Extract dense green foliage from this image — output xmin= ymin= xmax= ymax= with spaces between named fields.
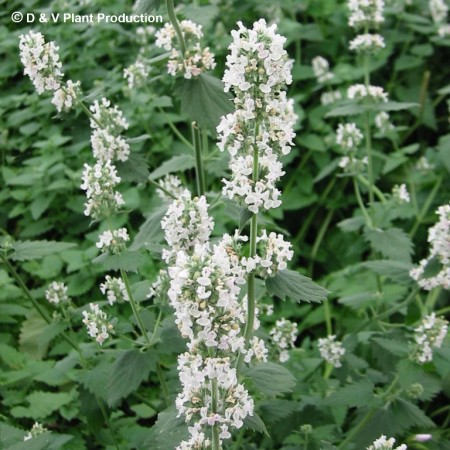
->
xmin=1 ymin=0 xmax=450 ymax=449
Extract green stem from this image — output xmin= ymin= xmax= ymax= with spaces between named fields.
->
xmin=149 ymin=308 xmax=163 ymax=347
xmin=192 ymin=122 xmax=206 ymax=196
xmin=308 ymin=209 xmax=334 ymax=277
xmin=157 ymin=106 xmax=194 ymax=150
xmin=120 ymin=269 xmax=150 ymax=345
xmin=425 ymin=287 xmax=442 ymax=311
xmin=410 ymin=175 xmax=443 ymax=238
xmin=96 ymin=395 xmax=121 ymax=450
xmin=165 ymin=0 xmax=187 ymax=55
xmin=353 ymin=178 xmax=372 ymax=228
xmin=356 ymin=175 xmax=386 ymax=203
xmin=211 ymin=379 xmax=221 ymax=450
xmin=324 ymin=299 xmax=332 ymax=337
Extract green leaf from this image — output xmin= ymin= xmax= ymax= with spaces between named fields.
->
xmin=149 ymin=154 xmax=195 ymax=181
xmin=10 ymin=240 xmax=76 ymax=261
xmin=243 ymin=413 xmax=270 ymax=437
xmin=107 ymin=349 xmax=156 ymax=406
xmin=7 ymin=432 xmax=73 ymax=450
xmin=372 ymin=337 xmax=409 ymax=357
xmin=133 ymin=0 xmax=161 ymax=14
xmin=146 ymin=406 xmax=189 ymax=449
xmin=266 ymin=269 xmax=329 ymax=303
xmin=364 ymin=227 xmax=413 ymax=262
xmin=363 ymin=260 xmax=414 ymax=284
xmin=260 ymin=399 xmax=297 ymax=423
xmin=390 ymin=398 xmax=435 ymax=430
xmin=11 ymin=390 xmax=75 ymax=419
xmin=337 ymin=216 xmax=365 ymax=232
xmin=180 ymin=73 xmax=234 ymax=133
xmin=116 ymin=152 xmax=149 ymax=184
xmin=92 ymin=250 xmax=144 ymax=272
xmin=438 ymin=134 xmax=450 ymax=174
xmin=0 ymin=422 xmax=24 ymax=448
xmin=375 ymin=101 xmax=419 ymax=112
xmin=78 ymin=360 xmax=112 ymax=402
xmin=239 ymin=207 xmax=253 ymax=232
xmin=325 ymin=103 xmax=366 ymax=117
xmin=325 ymin=379 xmax=374 ymax=408
xmin=245 ymin=362 xmax=296 ymax=396
xmin=130 ymin=205 xmax=167 ymax=250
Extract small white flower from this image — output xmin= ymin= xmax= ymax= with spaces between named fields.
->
xmin=270 ymin=318 xmax=298 ymax=362
xmin=51 ymin=80 xmax=82 ymax=112
xmin=124 ymin=60 xmax=149 ymax=89
xmin=318 ymin=335 xmax=345 ymax=368
xmin=96 ymin=228 xmax=129 ymax=254
xmin=412 ymin=313 xmax=448 ymax=363
xmin=82 ymin=303 xmax=114 ymax=345
xmin=156 ymin=174 xmax=184 ymax=201
xmin=348 ymin=0 xmax=385 ymax=29
xmin=312 ymin=56 xmax=334 ymax=83
xmin=366 ymin=434 xmax=407 ymax=450
xmin=321 ymin=90 xmax=342 ymax=105
xmin=429 ymin=0 xmax=448 ymax=24
xmin=374 ymin=111 xmax=394 ymax=134
xmin=24 ymin=422 xmax=47 ymax=441
xmin=100 ymin=276 xmax=129 ymax=305
xmin=392 ymin=184 xmax=410 ymax=203
xmin=347 ymin=84 xmax=389 ymax=102
xmin=349 ymin=33 xmax=385 ymax=53
xmin=336 ymin=123 xmax=364 ymax=152
xmin=45 ymin=281 xmax=69 ymax=305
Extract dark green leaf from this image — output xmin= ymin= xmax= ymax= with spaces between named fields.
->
xmin=130 ymin=205 xmax=167 ymax=250
xmin=146 ymin=406 xmax=189 ymax=449
xmin=149 ymin=154 xmax=195 ymax=181
xmin=325 ymin=380 xmax=374 ymax=408
xmin=10 ymin=240 xmax=76 ymax=261
xmin=337 ymin=216 xmax=365 ymax=232
xmin=116 ymin=152 xmax=149 ymax=183
xmin=107 ymin=349 xmax=156 ymax=406
xmin=376 ymin=101 xmax=419 ymax=112
xmin=372 ymin=337 xmax=409 ymax=357
xmin=391 ymin=398 xmax=435 ymax=430
xmin=180 ymin=73 xmax=234 ymax=133
xmin=245 ymin=362 xmax=296 ymax=396
xmin=325 ymin=103 xmax=366 ymax=117
xmin=7 ymin=432 xmax=73 ymax=450
xmin=363 ymin=260 xmax=414 ymax=284
xmin=364 ymin=227 xmax=413 ymax=262
xmin=92 ymin=250 xmax=144 ymax=272
xmin=266 ymin=269 xmax=329 ymax=303
xmin=11 ymin=390 xmax=75 ymax=419
xmin=260 ymin=399 xmax=297 ymax=423
xmin=243 ymin=413 xmax=270 ymax=437
xmin=239 ymin=207 xmax=253 ymax=232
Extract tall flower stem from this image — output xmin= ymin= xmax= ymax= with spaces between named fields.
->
xmin=192 ymin=122 xmax=206 ymax=196
xmin=166 ymin=0 xmax=187 ymax=55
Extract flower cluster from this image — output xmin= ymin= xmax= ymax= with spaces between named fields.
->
xmin=82 ymin=303 xmax=114 ymax=345
xmin=374 ymin=111 xmax=394 ymax=134
xmin=161 ymin=190 xmax=214 ymax=262
xmin=347 ymin=84 xmax=388 ymax=103
xmin=412 ymin=313 xmax=448 ymax=363
xmin=312 ymin=56 xmax=334 ymax=83
xmin=241 ymin=230 xmax=293 ymax=278
xmin=24 ymin=422 xmax=47 ymax=441
xmin=367 ymin=435 xmax=407 ymax=450
xmin=349 ymin=33 xmax=385 ymax=53
xmin=392 ymin=184 xmax=410 ymax=203
xmin=155 ymin=20 xmax=216 ymax=79
xmin=156 ymin=174 xmax=184 ymax=201
xmin=80 ymin=160 xmax=124 ymax=219
xmin=45 ymin=281 xmax=69 ymax=305
xmin=100 ymin=276 xmax=129 ymax=305
xmin=336 ymin=123 xmax=364 ymax=152
xmin=124 ymin=60 xmax=150 ymax=89
xmin=318 ymin=335 xmax=346 ymax=368
xmin=429 ymin=0 xmax=448 ymax=25
xmin=348 ymin=0 xmax=385 ymax=29
xmin=269 ymin=318 xmax=298 ymax=362
xmin=19 ymin=31 xmax=81 ymax=112
xmin=321 ymin=90 xmax=342 ymax=105
xmin=96 ymin=228 xmax=130 ymax=254
xmin=217 ymin=19 xmax=296 ymax=214
xmin=410 ymin=203 xmax=450 ymax=290
xmin=162 ymin=195 xmax=254 ymax=447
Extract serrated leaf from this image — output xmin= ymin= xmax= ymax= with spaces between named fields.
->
xmin=372 ymin=337 xmax=409 ymax=357
xmin=106 ymin=349 xmax=156 ymax=406
xmin=245 ymin=362 xmax=296 ymax=396
xmin=260 ymin=399 xmax=297 ymax=423
xmin=363 ymin=260 xmax=414 ymax=284
xmin=11 ymin=390 xmax=75 ymax=419
xmin=266 ymin=269 xmax=329 ymax=303
xmin=364 ymin=227 xmax=413 ymax=262
xmin=92 ymin=250 xmax=144 ymax=272
xmin=78 ymin=360 xmax=112 ymax=402
xmin=10 ymin=240 xmax=76 ymax=261
xmin=149 ymin=154 xmax=195 ymax=181
xmin=130 ymin=205 xmax=167 ymax=250
xmin=243 ymin=413 xmax=270 ymax=437
xmin=325 ymin=380 xmax=374 ymax=408
xmin=133 ymin=0 xmax=161 ymax=14
xmin=146 ymin=406 xmax=189 ymax=449
xmin=180 ymin=73 xmax=234 ymax=133
xmin=390 ymin=398 xmax=435 ymax=430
